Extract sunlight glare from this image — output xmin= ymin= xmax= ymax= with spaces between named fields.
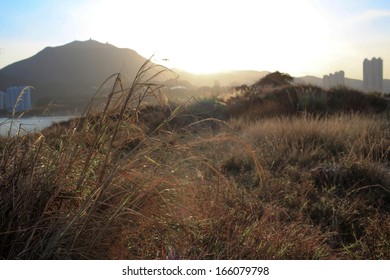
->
xmin=80 ymin=0 xmax=335 ymax=76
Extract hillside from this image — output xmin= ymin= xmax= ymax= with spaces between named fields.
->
xmin=1 ymin=69 xmax=390 ymax=259
xmin=0 ymin=40 xmax=148 ymax=110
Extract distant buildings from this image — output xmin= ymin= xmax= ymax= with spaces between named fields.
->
xmin=320 ymin=57 xmax=385 ymax=92
xmin=0 ymin=86 xmax=32 ymax=112
xmin=0 ymin=91 xmax=3 ymax=110
xmin=323 ymin=71 xmax=345 ymax=89
xmin=363 ymin=57 xmax=383 ymax=93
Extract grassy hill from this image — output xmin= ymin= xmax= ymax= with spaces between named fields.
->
xmin=1 ymin=68 xmax=389 ymax=259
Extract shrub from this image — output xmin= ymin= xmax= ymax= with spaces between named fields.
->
xmin=225 ymin=75 xmax=388 ymax=120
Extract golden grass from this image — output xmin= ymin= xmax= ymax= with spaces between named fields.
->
xmin=1 ymin=67 xmax=390 ymax=259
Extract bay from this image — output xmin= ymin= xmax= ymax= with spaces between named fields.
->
xmin=0 ymin=116 xmax=76 ymax=136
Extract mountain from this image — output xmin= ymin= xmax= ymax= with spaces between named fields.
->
xmin=294 ymin=75 xmax=322 ymax=86
xmin=1 ymin=40 xmax=389 ymax=112
xmin=0 ymin=40 xmax=148 ymax=110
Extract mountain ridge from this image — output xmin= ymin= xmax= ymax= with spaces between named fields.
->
xmin=1 ymin=40 xmax=389 ymax=111
xmin=0 ymin=40 xmax=148 ymax=109
xmin=0 ymin=40 xmax=146 ymax=85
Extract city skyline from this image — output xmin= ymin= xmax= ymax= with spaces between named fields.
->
xmin=0 ymin=86 xmax=32 ymax=112
xmin=323 ymin=71 xmax=345 ymax=89
xmin=1 ymin=0 xmax=390 ymax=79
xmin=323 ymin=57 xmax=385 ymax=93
xmin=363 ymin=57 xmax=383 ymax=92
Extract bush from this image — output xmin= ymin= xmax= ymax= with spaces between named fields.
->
xmin=226 ymin=77 xmax=388 ymax=120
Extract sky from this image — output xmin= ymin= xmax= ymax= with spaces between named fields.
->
xmin=0 ymin=0 xmax=389 ymax=79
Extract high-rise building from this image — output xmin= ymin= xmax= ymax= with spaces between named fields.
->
xmin=4 ymin=86 xmax=32 ymax=112
xmin=0 ymin=91 xmax=4 ymax=111
xmin=323 ymin=71 xmax=345 ymax=89
xmin=363 ymin=57 xmax=383 ymax=93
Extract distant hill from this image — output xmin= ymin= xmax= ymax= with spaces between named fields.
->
xmin=174 ymin=69 xmax=269 ymax=87
xmin=294 ymin=75 xmax=322 ymax=86
xmin=0 ymin=40 xmax=148 ymax=110
xmin=183 ymin=71 xmax=389 ymax=93
xmin=294 ymin=76 xmax=364 ymax=89
xmin=1 ymin=40 xmax=389 ymax=112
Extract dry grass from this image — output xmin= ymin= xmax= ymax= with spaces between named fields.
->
xmin=1 ymin=68 xmax=390 ymax=259
xmin=226 ymin=84 xmax=388 ymax=119
xmin=226 ymin=113 xmax=390 ymax=258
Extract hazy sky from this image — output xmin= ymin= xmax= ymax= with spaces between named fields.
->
xmin=1 ymin=0 xmax=389 ymax=79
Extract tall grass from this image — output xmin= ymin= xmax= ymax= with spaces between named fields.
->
xmin=1 ymin=67 xmax=390 ymax=259
xmin=0 ymin=60 xmax=182 ymax=259
xmin=227 ymin=113 xmax=390 ymax=258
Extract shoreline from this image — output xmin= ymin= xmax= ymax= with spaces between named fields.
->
xmin=0 ymin=114 xmax=80 ymax=119
xmin=0 ymin=115 xmax=79 ymax=136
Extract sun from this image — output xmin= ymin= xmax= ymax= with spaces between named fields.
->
xmin=83 ymin=0 xmax=336 ymax=77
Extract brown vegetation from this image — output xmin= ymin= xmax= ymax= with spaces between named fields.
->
xmin=227 ymin=73 xmax=388 ymax=119
xmin=1 ymin=69 xmax=389 ymax=259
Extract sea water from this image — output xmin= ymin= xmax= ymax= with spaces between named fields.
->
xmin=0 ymin=116 xmax=76 ymax=136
